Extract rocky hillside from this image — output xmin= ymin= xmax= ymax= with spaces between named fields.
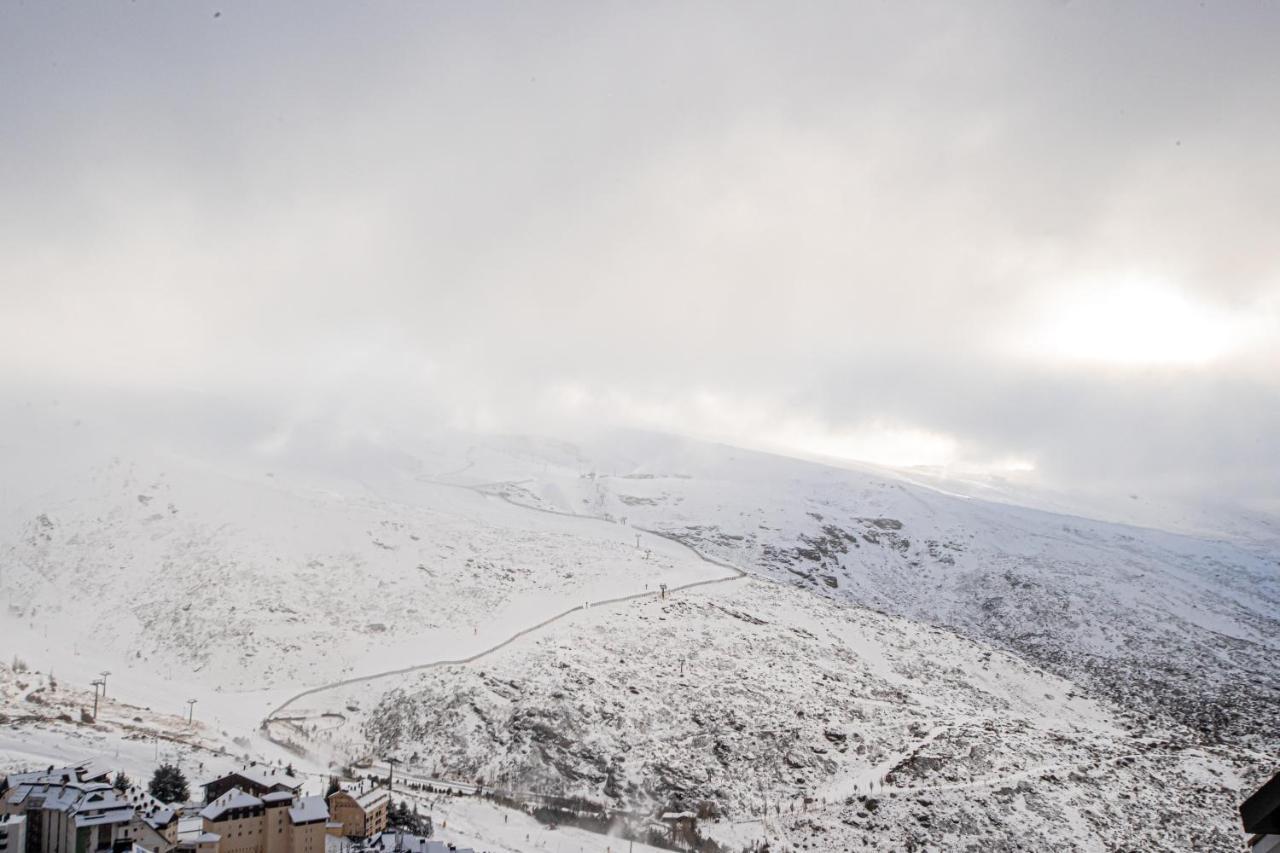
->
xmin=361 ymin=579 xmax=1262 ymax=851
xmin=2 ymin=421 xmax=1274 ymax=850
xmin=457 ymin=434 xmax=1280 ymax=751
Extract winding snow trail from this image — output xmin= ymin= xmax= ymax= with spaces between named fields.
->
xmin=263 ymin=478 xmax=745 ymax=725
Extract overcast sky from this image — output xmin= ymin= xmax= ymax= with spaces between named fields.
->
xmin=2 ymin=2 xmax=1277 ymax=505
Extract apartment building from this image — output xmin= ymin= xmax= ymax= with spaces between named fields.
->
xmin=196 ymin=788 xmax=326 ymax=853
xmin=118 ymin=787 xmax=176 ymax=850
xmin=325 ymin=786 xmax=389 ymax=840
xmin=2 ymin=778 xmax=138 ymax=853
xmin=201 ymin=770 xmax=301 ymax=806
xmin=0 ymin=766 xmax=174 ymax=853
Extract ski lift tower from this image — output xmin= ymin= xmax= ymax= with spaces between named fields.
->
xmin=90 ymin=679 xmax=104 ymax=719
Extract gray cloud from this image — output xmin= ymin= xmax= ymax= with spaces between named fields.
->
xmin=1 ymin=1 xmax=1277 ymax=507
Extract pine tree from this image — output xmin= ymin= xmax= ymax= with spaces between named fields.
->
xmin=325 ymin=776 xmax=341 ymax=798
xmin=148 ymin=764 xmax=190 ymax=804
xmin=112 ymin=771 xmax=131 ymax=792
xmin=386 ymin=800 xmax=429 ymax=836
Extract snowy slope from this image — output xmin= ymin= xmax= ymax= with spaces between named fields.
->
xmin=1 ymin=439 xmax=723 ymax=694
xmin=1 ymin=413 xmax=1276 ymax=851
xmin=356 ymin=578 xmax=1258 ymax=851
xmin=443 ymin=431 xmax=1280 ymax=749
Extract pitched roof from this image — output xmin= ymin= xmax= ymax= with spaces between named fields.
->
xmin=3 ymin=762 xmax=102 ymax=790
xmin=6 ymin=781 xmax=125 ymax=815
xmin=365 ymin=834 xmax=449 ymax=853
xmin=204 ymin=765 xmax=301 ymax=793
xmin=74 ymin=808 xmax=134 ymax=829
xmin=354 ymin=787 xmax=390 ymax=810
xmin=122 ymin=784 xmax=177 ymax=827
xmin=199 ymin=788 xmax=264 ymax=820
xmin=4 ymin=780 xmax=134 ymax=830
xmin=333 ymin=782 xmax=390 ymax=812
xmin=288 ymin=796 xmax=328 ymax=825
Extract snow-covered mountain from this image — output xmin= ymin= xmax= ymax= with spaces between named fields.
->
xmin=450 ymin=432 xmax=1280 ymax=750
xmin=360 ymin=578 xmax=1255 ymax=851
xmin=1 ymin=413 xmax=1275 ymax=851
xmin=2 ymin=448 xmax=719 ymax=691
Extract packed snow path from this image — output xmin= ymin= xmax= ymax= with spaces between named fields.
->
xmin=263 ymin=478 xmax=746 ymax=725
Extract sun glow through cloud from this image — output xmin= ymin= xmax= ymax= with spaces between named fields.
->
xmin=768 ymin=420 xmax=960 ymax=470
xmin=1026 ymin=277 xmax=1261 ymax=367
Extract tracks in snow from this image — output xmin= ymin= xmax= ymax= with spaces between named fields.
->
xmin=262 ymin=477 xmax=746 ymax=725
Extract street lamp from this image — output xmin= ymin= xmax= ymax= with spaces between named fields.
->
xmin=99 ymin=671 xmax=111 ymax=698
xmin=186 ymin=699 xmax=197 ymax=725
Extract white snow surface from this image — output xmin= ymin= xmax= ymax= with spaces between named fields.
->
xmin=1 ymin=416 xmax=1276 ymax=852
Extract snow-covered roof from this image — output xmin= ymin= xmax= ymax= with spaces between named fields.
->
xmin=177 ymin=819 xmax=219 ymax=845
xmin=3 ymin=762 xmax=103 ymax=790
xmin=199 ymin=786 xmax=321 ymax=824
xmin=122 ymin=784 xmax=177 ymax=827
xmin=5 ymin=780 xmax=129 ymax=823
xmin=353 ymin=787 xmax=390 ymax=810
xmin=4 ymin=780 xmax=134 ymax=832
xmin=200 ymin=788 xmax=264 ymax=820
xmin=288 ymin=796 xmax=328 ymax=825
xmin=204 ymin=765 xmax=301 ymax=793
xmin=364 ymin=833 xmax=448 ymax=853
xmin=661 ymin=810 xmax=696 ymax=820
xmin=13 ymin=784 xmax=81 ymax=811
xmin=74 ymin=808 xmax=134 ymax=829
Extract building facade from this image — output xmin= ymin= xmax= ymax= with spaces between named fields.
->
xmin=0 ymin=814 xmax=26 ymax=853
xmin=325 ymin=787 xmax=388 ymax=840
xmin=196 ymin=788 xmax=326 ymax=853
xmin=2 ymin=780 xmax=138 ymax=853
